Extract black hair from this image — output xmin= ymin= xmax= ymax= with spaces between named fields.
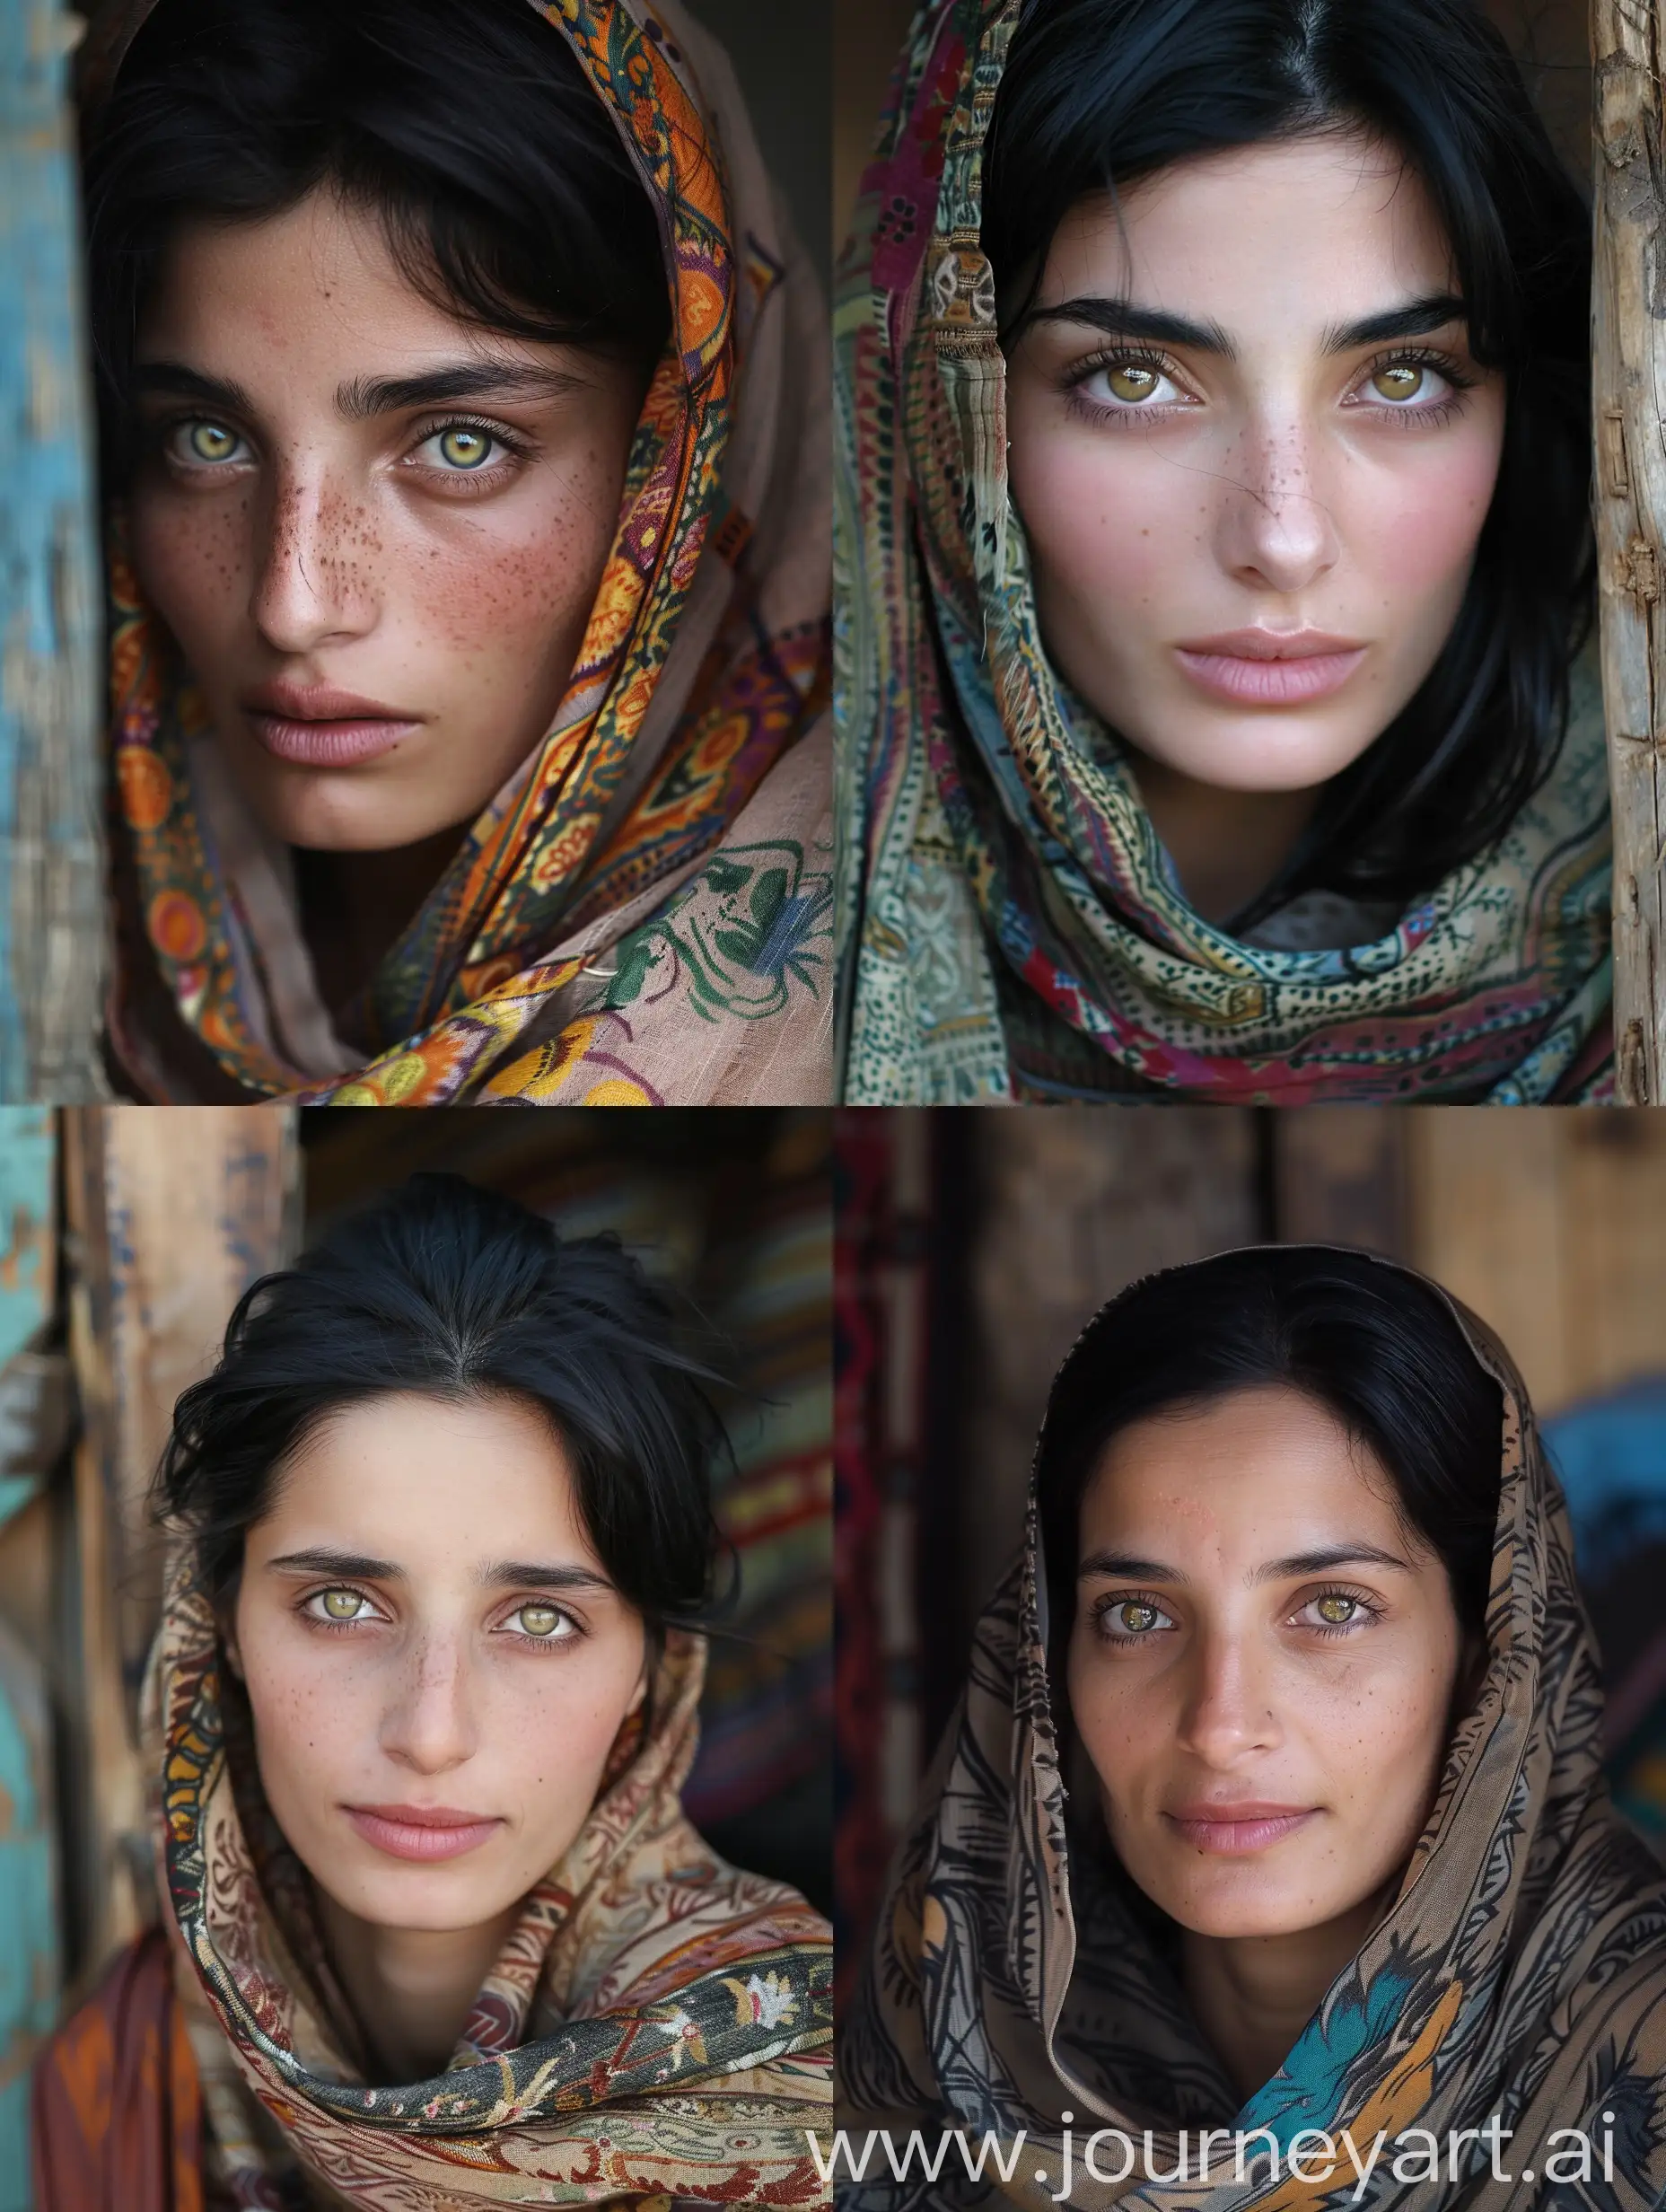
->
xmin=1035 ymin=1247 xmax=1504 ymax=1682
xmin=983 ymin=0 xmax=1594 ymax=917
xmin=152 ymin=1172 xmax=728 ymax=1631
xmin=83 ymin=0 xmax=671 ymax=469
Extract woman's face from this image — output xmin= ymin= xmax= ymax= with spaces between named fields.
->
xmin=1065 ymin=1384 xmax=1468 ymax=1940
xmin=225 ymin=1390 xmax=647 ymax=1935
xmin=128 ymin=187 xmax=644 ymax=853
xmin=1004 ymin=133 xmax=1506 ymax=798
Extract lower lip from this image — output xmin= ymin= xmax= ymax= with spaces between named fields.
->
xmin=345 ymin=1808 xmax=502 ymax=1862
xmin=1174 ymin=648 xmax=1366 ymax=707
xmin=1167 ymin=1810 xmax=1317 ymax=1854
xmin=249 ymin=713 xmax=419 ymax=767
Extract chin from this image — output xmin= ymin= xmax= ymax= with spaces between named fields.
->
xmin=330 ymin=1865 xmax=508 ymax=1931
xmin=1132 ymin=720 xmax=1381 ymax=795
xmin=241 ymin=773 xmax=461 ymax=856
xmin=1156 ymin=1875 xmax=1340 ymax=1940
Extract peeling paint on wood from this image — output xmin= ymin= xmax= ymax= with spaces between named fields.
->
xmin=1593 ymin=3 xmax=1666 ymax=1102
xmin=1 ymin=0 xmax=108 ymax=1101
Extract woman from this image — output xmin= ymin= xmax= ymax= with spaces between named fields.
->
xmin=837 ymin=1249 xmax=1666 ymax=2208
xmin=32 ymin=1174 xmax=832 ymax=2208
xmin=835 ymin=0 xmax=1609 ymax=1103
xmin=83 ymin=0 xmax=831 ymax=1106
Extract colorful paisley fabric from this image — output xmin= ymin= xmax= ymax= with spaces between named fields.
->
xmin=836 ymin=1251 xmax=1666 ymax=2208
xmin=94 ymin=0 xmax=831 ymax=1107
xmin=37 ymin=1539 xmax=833 ymax=2209
xmin=832 ymin=0 xmax=1613 ymax=1104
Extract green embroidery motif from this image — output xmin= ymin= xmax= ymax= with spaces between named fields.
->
xmin=608 ymin=838 xmax=832 ymax=1023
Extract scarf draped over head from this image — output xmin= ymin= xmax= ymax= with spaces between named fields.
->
xmin=35 ymin=1541 xmax=833 ymax=2208
xmin=88 ymin=0 xmax=832 ymax=1107
xmin=837 ymin=1251 xmax=1666 ymax=2209
xmin=833 ymin=0 xmax=1612 ymax=1107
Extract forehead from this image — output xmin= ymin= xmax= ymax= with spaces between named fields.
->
xmin=1036 ymin=132 xmax=1455 ymax=328
xmin=137 ymin=187 xmax=486 ymax=368
xmin=249 ymin=1390 xmax=596 ymax=1566
xmin=1080 ymin=1384 xmax=1405 ymax=1549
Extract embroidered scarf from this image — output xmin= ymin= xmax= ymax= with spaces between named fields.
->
xmin=88 ymin=0 xmax=832 ymax=1107
xmin=833 ymin=0 xmax=1612 ymax=1106
xmin=36 ymin=1540 xmax=833 ymax=2208
xmin=836 ymin=1251 xmax=1666 ymax=2208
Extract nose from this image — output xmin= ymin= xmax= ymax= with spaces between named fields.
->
xmin=1173 ymin=1627 xmax=1281 ymax=1766
xmin=1214 ymin=410 xmax=1341 ymax=597
xmin=378 ymin=1632 xmax=479 ymax=1775
xmin=249 ymin=463 xmax=379 ymax=654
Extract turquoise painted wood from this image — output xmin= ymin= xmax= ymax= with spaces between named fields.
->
xmin=0 ymin=1109 xmax=56 ymax=1388
xmin=0 ymin=0 xmax=106 ymax=1099
xmin=0 ymin=1617 xmax=55 ymax=2212
xmin=0 ymin=1109 xmax=57 ymax=2208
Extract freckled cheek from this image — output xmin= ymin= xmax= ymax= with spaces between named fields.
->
xmin=1014 ymin=434 xmax=1219 ymax=631
xmin=398 ymin=482 xmax=618 ymax=663
xmin=130 ymin=490 xmax=256 ymax=645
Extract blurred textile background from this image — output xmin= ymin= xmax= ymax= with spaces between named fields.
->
xmin=835 ymin=1109 xmax=1666 ymax=1999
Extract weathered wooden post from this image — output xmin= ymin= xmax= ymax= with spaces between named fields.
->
xmin=60 ymin=1109 xmax=298 ymax=1986
xmin=0 ymin=0 xmax=108 ymax=1101
xmin=1593 ymin=0 xmax=1666 ymax=1102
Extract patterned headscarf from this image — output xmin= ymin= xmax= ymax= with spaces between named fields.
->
xmin=36 ymin=1539 xmax=833 ymax=2208
xmin=87 ymin=0 xmax=832 ymax=1106
xmin=837 ymin=1251 xmax=1666 ymax=2208
xmin=833 ymin=0 xmax=1613 ymax=1105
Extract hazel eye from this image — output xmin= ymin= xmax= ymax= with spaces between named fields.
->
xmin=1107 ymin=364 xmax=1160 ymax=402
xmin=1313 ymin=1593 xmax=1360 ymax=1626
xmin=1079 ymin=357 xmax=1183 ymax=409
xmin=1363 ymin=363 xmax=1416 ymax=402
xmin=433 ymin=426 xmax=495 ymax=470
xmin=510 ymin=1602 xmax=572 ymax=1640
xmin=172 ymin=419 xmax=246 ymax=466
xmin=317 ymin=1587 xmax=366 ymax=1623
xmin=1100 ymin=1595 xmax=1172 ymax=1638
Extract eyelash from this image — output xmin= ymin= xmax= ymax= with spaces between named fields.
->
xmin=295 ymin=1585 xmax=583 ymax=1651
xmin=1061 ymin=345 xmax=1477 ymax=430
xmin=151 ymin=411 xmax=533 ymax=487
xmin=1091 ymin=1584 xmax=1383 ymax=1643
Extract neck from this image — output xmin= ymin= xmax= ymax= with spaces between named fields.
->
xmin=317 ymin=1886 xmax=522 ymax=2085
xmin=1127 ymin=750 xmax=1321 ymax=927
xmin=1181 ymin=1883 xmax=1396 ymax=2103
xmin=296 ymin=824 xmax=469 ymax=1020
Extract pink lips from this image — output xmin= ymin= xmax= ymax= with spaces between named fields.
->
xmin=241 ymin=682 xmax=422 ymax=768
xmin=345 ymin=1804 xmax=504 ymax=1863
xmin=1174 ymin=628 xmax=1367 ymax=707
xmin=1165 ymin=1802 xmax=1319 ymax=1855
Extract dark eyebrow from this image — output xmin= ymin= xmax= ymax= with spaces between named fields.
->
xmin=335 ymin=362 xmax=590 ymax=417
xmin=131 ymin=358 xmax=588 ymax=424
xmin=264 ymin=1546 xmax=614 ymax=1593
xmin=132 ymin=362 xmax=257 ymax=414
xmin=1251 ymin=1542 xmax=1414 ymax=1581
xmin=1021 ymin=291 xmax=1469 ymax=364
xmin=1076 ymin=1541 xmax=1413 ymax=1585
xmin=1026 ymin=298 xmax=1237 ymax=358
xmin=1320 ymin=293 xmax=1469 ymax=354
xmin=1079 ymin=1549 xmax=1190 ymax=1584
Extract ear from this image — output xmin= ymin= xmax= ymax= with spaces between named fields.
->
xmin=626 ymin=1667 xmax=648 ymax=1717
